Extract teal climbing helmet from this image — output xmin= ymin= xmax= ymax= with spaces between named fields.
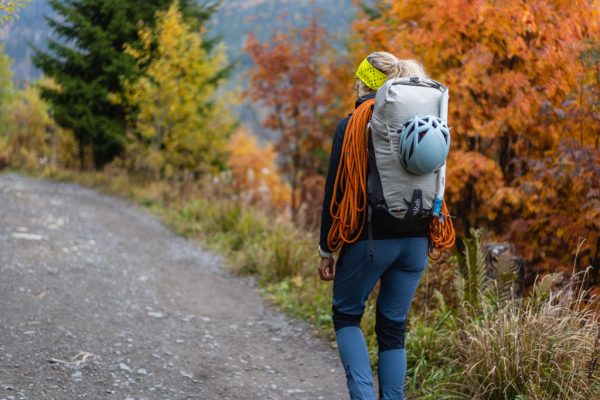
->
xmin=398 ymin=115 xmax=450 ymax=175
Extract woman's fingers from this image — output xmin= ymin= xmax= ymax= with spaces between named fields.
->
xmin=328 ymin=258 xmax=336 ymax=279
xmin=318 ymin=257 xmax=335 ymax=281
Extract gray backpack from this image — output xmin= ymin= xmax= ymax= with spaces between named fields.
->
xmin=367 ymin=77 xmax=449 ymax=234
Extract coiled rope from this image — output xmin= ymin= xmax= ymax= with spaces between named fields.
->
xmin=327 ymin=98 xmax=455 ymax=257
xmin=327 ymin=99 xmax=374 ymax=252
xmin=428 ymin=199 xmax=455 ymax=259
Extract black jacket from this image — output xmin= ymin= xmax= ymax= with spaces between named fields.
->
xmin=319 ymin=94 xmax=428 ymax=253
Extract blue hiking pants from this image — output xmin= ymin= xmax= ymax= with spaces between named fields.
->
xmin=332 ymin=237 xmax=429 ymax=400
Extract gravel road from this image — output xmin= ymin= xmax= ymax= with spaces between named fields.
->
xmin=0 ymin=174 xmax=346 ymax=400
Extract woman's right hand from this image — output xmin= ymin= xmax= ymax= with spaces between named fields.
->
xmin=318 ymin=257 xmax=335 ymax=281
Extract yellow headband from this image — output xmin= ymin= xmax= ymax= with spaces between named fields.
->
xmin=355 ymin=58 xmax=387 ymax=90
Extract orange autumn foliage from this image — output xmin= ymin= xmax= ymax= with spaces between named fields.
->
xmin=226 ymin=130 xmax=290 ymax=212
xmin=489 ymin=141 xmax=600 ymax=276
xmin=353 ymin=0 xmax=600 ymax=272
xmin=244 ymin=16 xmax=345 ymax=223
xmin=444 ymin=150 xmax=504 ymax=229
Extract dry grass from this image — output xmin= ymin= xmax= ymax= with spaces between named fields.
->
xmin=440 ymin=275 xmax=600 ymax=400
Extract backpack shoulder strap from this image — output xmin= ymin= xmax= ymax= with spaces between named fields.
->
xmin=366 ymin=125 xmax=385 ymax=209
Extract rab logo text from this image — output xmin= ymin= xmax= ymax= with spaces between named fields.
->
xmin=412 ymin=199 xmax=421 ymax=216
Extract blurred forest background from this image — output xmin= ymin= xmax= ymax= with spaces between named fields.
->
xmin=0 ymin=0 xmax=599 ymax=398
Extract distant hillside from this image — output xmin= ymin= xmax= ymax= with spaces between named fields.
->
xmin=1 ymin=0 xmax=357 ymax=85
xmin=0 ymin=0 xmax=54 ymax=85
xmin=210 ymin=0 xmax=355 ymax=72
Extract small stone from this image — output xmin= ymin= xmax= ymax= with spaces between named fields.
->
xmin=180 ymin=371 xmax=193 ymax=379
xmin=119 ymin=363 xmax=131 ymax=372
xmin=136 ymin=368 xmax=147 ymax=375
xmin=11 ymin=233 xmax=42 ymax=241
xmin=147 ymin=311 xmax=165 ymax=319
xmin=179 ymin=314 xmax=193 ymax=322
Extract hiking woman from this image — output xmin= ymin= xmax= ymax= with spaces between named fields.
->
xmin=318 ymin=52 xmax=432 ymax=400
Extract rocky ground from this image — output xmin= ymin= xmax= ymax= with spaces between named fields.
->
xmin=0 ymin=174 xmax=347 ymax=400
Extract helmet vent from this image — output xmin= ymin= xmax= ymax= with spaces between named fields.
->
xmin=398 ymin=114 xmax=450 ymax=175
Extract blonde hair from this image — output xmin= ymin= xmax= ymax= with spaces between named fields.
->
xmin=355 ymin=51 xmax=429 ymax=98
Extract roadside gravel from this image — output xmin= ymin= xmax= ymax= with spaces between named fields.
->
xmin=0 ymin=174 xmax=346 ymax=400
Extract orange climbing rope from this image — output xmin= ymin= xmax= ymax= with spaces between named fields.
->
xmin=327 ymin=99 xmax=374 ymax=252
xmin=428 ymin=199 xmax=455 ymax=259
xmin=327 ymin=97 xmax=455 ymax=258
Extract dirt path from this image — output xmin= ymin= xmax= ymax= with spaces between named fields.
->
xmin=0 ymin=174 xmax=346 ymax=400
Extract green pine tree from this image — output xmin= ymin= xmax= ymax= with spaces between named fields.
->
xmin=33 ymin=0 xmax=222 ymax=168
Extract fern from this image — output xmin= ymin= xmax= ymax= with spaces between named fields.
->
xmin=455 ymin=228 xmax=489 ymax=313
xmin=485 ymin=243 xmax=519 ymax=304
xmin=455 ymin=229 xmax=522 ymax=313
xmin=494 ymin=250 xmax=518 ymax=303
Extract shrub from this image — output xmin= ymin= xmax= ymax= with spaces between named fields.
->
xmin=225 ymin=130 xmax=291 ymax=214
xmin=5 ymin=84 xmax=78 ymax=171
